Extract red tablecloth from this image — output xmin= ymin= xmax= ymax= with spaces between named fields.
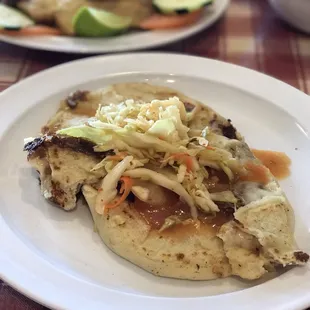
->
xmin=1 ymin=0 xmax=309 ymax=309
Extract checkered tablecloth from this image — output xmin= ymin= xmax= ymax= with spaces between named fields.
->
xmin=1 ymin=0 xmax=310 ymax=309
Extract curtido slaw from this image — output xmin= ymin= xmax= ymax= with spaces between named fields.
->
xmin=56 ymin=96 xmax=240 ymax=218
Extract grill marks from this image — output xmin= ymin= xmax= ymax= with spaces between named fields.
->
xmin=24 ymin=135 xmax=113 ymax=159
xmin=209 ymin=118 xmax=238 ymax=140
xmin=66 ymin=90 xmax=89 ymax=109
xmin=24 ymin=135 xmax=113 ymax=210
xmin=24 ymin=137 xmax=46 ymax=155
xmin=220 ymin=123 xmax=237 ymax=140
xmin=183 ymin=101 xmax=196 ymax=112
xmin=294 ymin=251 xmax=310 ymax=263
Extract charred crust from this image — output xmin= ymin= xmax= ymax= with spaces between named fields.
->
xmin=50 ymin=181 xmax=66 ymax=207
xmin=183 ymin=102 xmax=195 ymax=112
xmin=126 ymin=192 xmax=135 ymax=203
xmin=294 ymin=251 xmax=309 ymax=263
xmin=210 ymin=118 xmax=238 ymax=139
xmin=52 ymin=135 xmax=114 ymax=158
xmin=50 ymin=135 xmax=105 ymax=157
xmin=23 ymin=137 xmax=46 ymax=154
xmin=219 ymin=120 xmax=237 ymax=139
xmin=215 ymin=202 xmax=235 ymax=217
xmin=176 ymin=253 xmax=185 ymax=260
xmin=25 ymin=135 xmax=114 ymax=159
xmin=196 ymin=264 xmax=200 ymax=270
xmin=66 ymin=90 xmax=89 ymax=109
xmin=221 ymin=124 xmax=237 ymax=139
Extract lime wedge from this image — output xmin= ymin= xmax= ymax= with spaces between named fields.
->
xmin=73 ymin=7 xmax=132 ymax=37
xmin=0 ymin=3 xmax=34 ymax=29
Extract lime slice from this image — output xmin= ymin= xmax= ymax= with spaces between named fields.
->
xmin=0 ymin=3 xmax=34 ymax=29
xmin=73 ymin=7 xmax=132 ymax=37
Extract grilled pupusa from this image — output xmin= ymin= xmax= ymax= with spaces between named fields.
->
xmin=24 ymin=83 xmax=309 ymax=280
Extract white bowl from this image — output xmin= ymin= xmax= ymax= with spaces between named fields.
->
xmin=269 ymin=0 xmax=310 ymax=33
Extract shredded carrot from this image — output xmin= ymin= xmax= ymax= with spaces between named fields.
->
xmin=105 ymin=177 xmax=133 ymax=209
xmin=206 ymin=145 xmax=215 ymax=150
xmin=184 ymin=156 xmax=194 ymax=172
xmin=139 ymin=10 xmax=203 ymax=30
xmin=106 ymin=152 xmax=127 ymax=161
xmin=0 ymin=25 xmax=62 ymax=36
xmin=171 ymin=153 xmax=184 ymax=160
xmin=171 ymin=153 xmax=194 ymax=172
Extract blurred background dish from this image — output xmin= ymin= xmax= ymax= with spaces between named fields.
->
xmin=0 ymin=0 xmax=230 ymax=53
xmin=268 ymin=0 xmax=310 ymax=34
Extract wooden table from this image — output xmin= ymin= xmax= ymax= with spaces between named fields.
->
xmin=1 ymin=0 xmax=309 ymax=309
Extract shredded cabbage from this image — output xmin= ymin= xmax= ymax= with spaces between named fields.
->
xmin=210 ymin=191 xmax=237 ymax=203
xmin=219 ymin=161 xmax=234 ymax=181
xmin=177 ymin=164 xmax=187 ymax=183
xmin=53 ymin=96 xmax=242 ymax=218
xmin=57 ymin=126 xmax=113 ymax=145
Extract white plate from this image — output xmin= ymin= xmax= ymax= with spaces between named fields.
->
xmin=0 ymin=0 xmax=229 ymax=54
xmin=1 ymin=53 xmax=310 ymax=310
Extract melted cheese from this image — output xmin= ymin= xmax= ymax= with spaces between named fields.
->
xmin=234 ymin=181 xmax=282 ymax=205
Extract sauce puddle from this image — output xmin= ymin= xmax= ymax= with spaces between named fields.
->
xmin=133 ymin=149 xmax=291 ymax=233
xmin=134 ymin=189 xmax=233 ymax=234
xmin=251 ymin=149 xmax=291 ymax=180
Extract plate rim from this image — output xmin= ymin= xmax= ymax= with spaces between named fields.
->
xmin=0 ymin=0 xmax=229 ymax=54
xmin=0 ymin=52 xmax=310 ymax=310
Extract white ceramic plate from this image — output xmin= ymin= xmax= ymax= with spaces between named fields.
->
xmin=1 ymin=53 xmax=310 ymax=310
xmin=0 ymin=0 xmax=229 ymax=54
